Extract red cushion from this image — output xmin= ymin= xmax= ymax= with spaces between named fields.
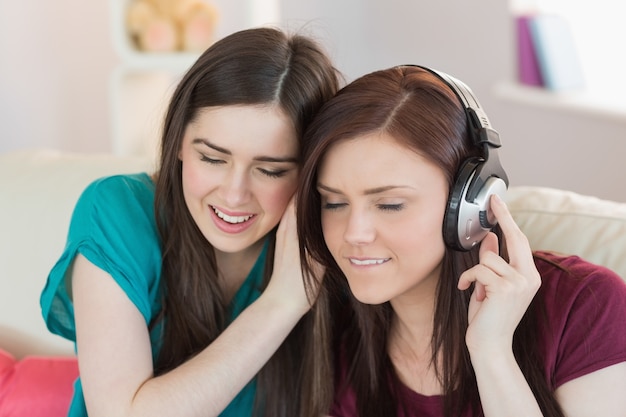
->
xmin=0 ymin=348 xmax=78 ymax=417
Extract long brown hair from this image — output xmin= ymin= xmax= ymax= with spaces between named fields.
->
xmin=297 ymin=66 xmax=563 ymax=416
xmin=152 ymin=27 xmax=340 ymax=417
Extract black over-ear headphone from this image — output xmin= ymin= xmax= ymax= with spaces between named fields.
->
xmin=407 ymin=65 xmax=509 ymax=251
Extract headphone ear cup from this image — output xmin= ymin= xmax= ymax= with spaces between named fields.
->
xmin=443 ymin=157 xmax=482 ymax=251
xmin=443 ymin=158 xmax=508 ymax=251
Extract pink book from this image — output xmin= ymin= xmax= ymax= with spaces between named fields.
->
xmin=516 ymin=15 xmax=544 ymax=87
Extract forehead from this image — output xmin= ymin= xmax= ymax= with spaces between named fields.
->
xmin=318 ymin=132 xmax=445 ymax=188
xmin=188 ymin=105 xmax=298 ymax=154
xmin=320 ymin=132 xmax=417 ymax=170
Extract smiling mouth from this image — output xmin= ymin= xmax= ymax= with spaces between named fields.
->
xmin=212 ymin=206 xmax=255 ymax=224
xmin=349 ymin=258 xmax=390 ymax=266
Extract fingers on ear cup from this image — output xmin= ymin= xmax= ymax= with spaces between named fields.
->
xmin=443 ymin=159 xmax=507 ymax=251
xmin=476 ymin=178 xmax=507 ymax=229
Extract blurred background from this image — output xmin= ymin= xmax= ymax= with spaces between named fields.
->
xmin=1 ymin=0 xmax=625 ymax=201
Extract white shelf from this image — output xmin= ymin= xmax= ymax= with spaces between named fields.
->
xmin=110 ymin=0 xmax=201 ymax=71
xmin=493 ymin=81 xmax=626 ymax=124
xmin=116 ymin=53 xmax=200 ymax=72
xmin=108 ymin=0 xmax=282 ymax=157
xmin=109 ymin=0 xmax=202 ymax=158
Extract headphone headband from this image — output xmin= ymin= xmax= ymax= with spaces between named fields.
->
xmin=401 ymin=64 xmax=510 ymax=250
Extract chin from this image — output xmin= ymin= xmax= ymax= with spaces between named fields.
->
xmin=202 ymin=230 xmax=252 ymax=253
xmin=348 ymin=286 xmax=390 ymax=306
xmin=213 ymin=237 xmax=258 ymax=253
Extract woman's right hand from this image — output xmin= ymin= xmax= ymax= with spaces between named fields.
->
xmin=264 ymin=197 xmax=324 ymax=317
xmin=458 ymin=194 xmax=541 ymax=356
xmin=456 ymin=195 xmax=544 ymax=417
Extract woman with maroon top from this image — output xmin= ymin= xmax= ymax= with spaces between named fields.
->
xmin=297 ymin=65 xmax=626 ymax=417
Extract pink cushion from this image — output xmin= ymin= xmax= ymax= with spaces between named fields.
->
xmin=0 ymin=348 xmax=78 ymax=417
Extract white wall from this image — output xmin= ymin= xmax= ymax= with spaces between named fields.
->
xmin=0 ymin=0 xmax=117 ymax=153
xmin=2 ymin=1 xmax=625 ymax=201
xmin=280 ymin=0 xmax=626 ymax=203
xmin=284 ymin=0 xmax=514 ymax=91
xmin=0 ymin=0 xmax=267 ymax=155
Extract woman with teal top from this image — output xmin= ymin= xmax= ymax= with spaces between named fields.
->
xmin=40 ymin=27 xmax=341 ymax=417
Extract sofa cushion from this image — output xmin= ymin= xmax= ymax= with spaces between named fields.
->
xmin=507 ymin=186 xmax=626 ymax=280
xmin=0 ymin=348 xmax=78 ymax=417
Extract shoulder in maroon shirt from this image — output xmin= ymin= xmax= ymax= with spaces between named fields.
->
xmin=329 ymin=251 xmax=626 ymax=416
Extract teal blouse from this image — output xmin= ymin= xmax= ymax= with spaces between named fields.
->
xmin=40 ymin=173 xmax=266 ymax=416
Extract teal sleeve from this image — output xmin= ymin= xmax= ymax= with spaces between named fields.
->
xmin=40 ymin=173 xmax=162 ymax=342
xmin=41 ymin=173 xmax=269 ymax=417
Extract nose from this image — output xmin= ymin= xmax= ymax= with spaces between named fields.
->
xmin=343 ymin=207 xmax=375 ymax=246
xmin=220 ymin=168 xmax=250 ymax=207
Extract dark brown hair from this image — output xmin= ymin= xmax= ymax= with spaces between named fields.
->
xmin=297 ymin=66 xmax=563 ymax=416
xmin=152 ymin=27 xmax=340 ymax=417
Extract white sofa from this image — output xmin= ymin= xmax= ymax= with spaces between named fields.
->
xmin=0 ymin=149 xmax=154 ymax=359
xmin=1 ymin=148 xmax=626 ymax=358
xmin=0 ymin=148 xmax=625 ymax=413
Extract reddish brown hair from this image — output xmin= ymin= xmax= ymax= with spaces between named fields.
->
xmin=297 ymin=66 xmax=563 ymax=417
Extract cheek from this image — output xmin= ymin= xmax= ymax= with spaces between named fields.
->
xmin=394 ymin=208 xmax=446 ymax=257
xmin=259 ymin=179 xmax=297 ymax=216
xmin=181 ymin=161 xmax=212 ymax=200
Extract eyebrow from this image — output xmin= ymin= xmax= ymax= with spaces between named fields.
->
xmin=317 ymin=183 xmax=413 ymax=195
xmin=192 ymin=138 xmax=298 ymax=163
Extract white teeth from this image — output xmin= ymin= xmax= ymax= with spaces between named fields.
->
xmin=350 ymin=258 xmax=388 ymax=266
xmin=213 ymin=207 xmax=253 ymax=224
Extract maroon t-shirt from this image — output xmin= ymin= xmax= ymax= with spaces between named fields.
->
xmin=330 ymin=252 xmax=626 ymax=416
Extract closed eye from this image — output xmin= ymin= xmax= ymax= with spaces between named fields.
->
xmin=200 ymin=154 xmax=225 ymax=165
xmin=259 ymin=168 xmax=288 ymax=178
xmin=378 ymin=203 xmax=403 ymax=212
xmin=322 ymin=202 xmax=347 ymax=210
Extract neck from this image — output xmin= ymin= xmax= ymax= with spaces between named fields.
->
xmin=388 ymin=277 xmax=443 ymax=395
xmin=215 ymin=238 xmax=265 ymax=301
xmin=389 ymin=295 xmax=434 ymax=361
xmin=388 ymin=271 xmax=438 ymax=348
